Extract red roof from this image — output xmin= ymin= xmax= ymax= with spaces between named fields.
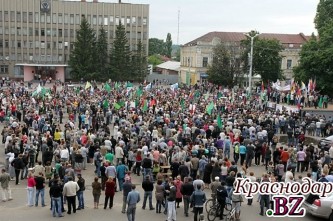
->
xmin=184 ymin=31 xmax=310 ymax=48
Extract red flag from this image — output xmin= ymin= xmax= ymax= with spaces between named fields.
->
xmin=313 ymin=79 xmax=316 ymax=91
xmin=261 ymin=81 xmax=264 ymax=92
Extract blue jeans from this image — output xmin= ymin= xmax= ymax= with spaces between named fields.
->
xmin=127 ymin=204 xmax=137 ymax=221
xmin=142 ymin=191 xmax=153 ymax=209
xmin=77 ymin=191 xmax=84 ymax=209
xmin=27 ymin=187 xmax=35 ymax=206
xmin=35 ymin=188 xmax=45 ymax=206
xmin=143 ymin=168 xmax=152 ymax=181
xmin=95 ymin=161 xmax=101 ymax=177
xmin=118 ymin=178 xmax=124 ymax=191
xmin=52 ymin=197 xmax=63 ymax=217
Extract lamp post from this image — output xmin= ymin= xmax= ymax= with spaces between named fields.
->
xmin=245 ymin=33 xmax=259 ymax=97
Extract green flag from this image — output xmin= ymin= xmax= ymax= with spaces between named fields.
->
xmin=115 ymin=82 xmax=119 ymax=89
xmin=135 ymin=99 xmax=139 ymax=108
xmin=217 ymin=92 xmax=222 ymax=99
xmin=318 ymin=96 xmax=323 ymax=108
xmin=136 ymin=87 xmax=143 ymax=97
xmin=118 ymin=101 xmax=125 ymax=107
xmin=103 ymin=100 xmax=109 ymax=109
xmin=217 ymin=115 xmax=223 ymax=129
xmin=113 ymin=102 xmax=121 ymax=110
xmin=126 ymin=82 xmax=133 ymax=88
xmin=180 ymin=98 xmax=185 ymax=111
xmin=104 ymin=83 xmax=111 ymax=93
xmin=206 ymin=102 xmax=214 ymax=115
xmin=142 ymin=100 xmax=148 ymax=112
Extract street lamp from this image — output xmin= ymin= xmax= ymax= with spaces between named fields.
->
xmin=245 ymin=33 xmax=260 ymax=97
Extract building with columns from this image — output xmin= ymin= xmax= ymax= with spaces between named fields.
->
xmin=0 ymin=0 xmax=149 ymax=82
xmin=179 ymin=31 xmax=309 ymax=85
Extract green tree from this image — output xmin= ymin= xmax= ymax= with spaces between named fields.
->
xmin=165 ymin=33 xmax=172 ymax=58
xmin=110 ymin=22 xmax=132 ymax=81
xmin=294 ymin=0 xmax=333 ymax=95
xmin=148 ymin=54 xmax=163 ymax=67
xmin=148 ymin=38 xmax=165 ymax=56
xmin=207 ymin=43 xmax=243 ymax=87
xmin=241 ymin=31 xmax=283 ymax=83
xmin=131 ymin=41 xmax=148 ymax=81
xmin=69 ymin=16 xmax=97 ymax=80
xmin=95 ymin=26 xmax=109 ymax=81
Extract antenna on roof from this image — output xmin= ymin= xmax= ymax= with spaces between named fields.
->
xmin=177 ymin=9 xmax=180 ymax=45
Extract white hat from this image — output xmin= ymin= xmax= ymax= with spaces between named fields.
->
xmin=215 ymin=176 xmax=220 ymax=181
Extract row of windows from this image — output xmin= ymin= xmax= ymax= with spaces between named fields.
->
xmin=0 ymin=11 xmax=147 ymax=26
xmin=0 ymin=54 xmax=66 ymax=62
xmin=0 ymin=27 xmax=147 ymax=39
xmin=0 ymin=40 xmax=72 ymax=49
xmin=0 ymin=65 xmax=8 ymax=73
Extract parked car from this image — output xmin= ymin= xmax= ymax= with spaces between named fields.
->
xmin=318 ymin=135 xmax=333 ymax=151
xmin=303 ymin=193 xmax=333 ymax=220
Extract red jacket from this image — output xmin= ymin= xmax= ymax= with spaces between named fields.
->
xmin=105 ymin=180 xmax=115 ymax=197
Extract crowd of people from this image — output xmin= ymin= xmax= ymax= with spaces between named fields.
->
xmin=0 ymin=80 xmax=332 ymax=221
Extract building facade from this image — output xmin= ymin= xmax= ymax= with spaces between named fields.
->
xmin=0 ymin=0 xmax=149 ymax=81
xmin=180 ymin=32 xmax=309 ymax=85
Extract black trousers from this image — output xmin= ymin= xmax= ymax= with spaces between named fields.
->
xmin=104 ymin=195 xmax=114 ymax=209
xmin=194 ymin=207 xmax=203 ymax=221
xmin=66 ymin=196 xmax=76 ymax=214
xmin=15 ymin=169 xmax=20 ymax=185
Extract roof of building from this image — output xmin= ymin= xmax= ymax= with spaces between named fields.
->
xmin=184 ymin=31 xmax=310 ymax=48
xmin=156 ymin=61 xmax=180 ymax=72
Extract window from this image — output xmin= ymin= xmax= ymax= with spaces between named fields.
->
xmin=23 ymin=41 xmax=27 ymax=48
xmin=40 ymin=14 xmax=45 ymax=23
xmin=126 ymin=17 xmax=131 ymax=26
xmin=70 ymin=14 xmax=74 ymax=24
xmin=41 ymin=28 xmax=45 ymax=36
xmin=29 ymin=42 xmax=33 ymax=48
xmin=58 ymin=29 xmax=62 ymax=37
xmin=109 ymin=16 xmax=114 ymax=24
xmin=115 ymin=16 xmax=119 ymax=24
xmin=53 ymin=42 xmax=57 ymax=49
xmin=29 ymin=28 xmax=33 ymax=36
xmin=16 ymin=12 xmax=21 ymax=22
xmin=70 ymin=29 xmax=74 ymax=37
xmin=58 ymin=41 xmax=63 ymax=49
xmin=52 ymin=13 xmax=57 ymax=24
xmin=47 ymin=43 xmax=51 ymax=49
xmin=203 ymin=57 xmax=208 ymax=67
xmin=64 ymin=29 xmax=68 ymax=37
xmin=0 ymin=41 xmax=2 ymax=47
xmin=287 ymin=59 xmax=292 ymax=69
xmin=41 ymin=41 xmax=45 ymax=49
xmin=132 ymin=17 xmax=136 ymax=25
xmin=121 ymin=17 xmax=125 ymax=25
xmin=11 ymin=27 xmax=15 ymax=35
xmin=5 ymin=28 xmax=9 ymax=34
xmin=126 ymin=31 xmax=130 ymax=39
xmin=17 ymin=41 xmax=21 ymax=48
xmin=28 ymin=12 xmax=33 ymax=22
xmin=10 ymin=11 xmax=15 ymax=22
xmin=0 ymin=28 xmax=2 ymax=34
xmin=98 ymin=16 xmax=103 ymax=25
xmin=137 ymin=16 xmax=141 ymax=26
xmin=47 ymin=55 xmax=51 ymax=62
xmin=35 ymin=41 xmax=39 ymax=48
xmin=64 ymin=14 xmax=69 ymax=24
xmin=92 ymin=15 xmax=97 ymax=25
xmin=104 ymin=16 xmax=108 ymax=25
xmin=75 ymin=14 xmax=80 ymax=24
xmin=4 ymin=11 xmax=9 ymax=22
xmin=87 ymin=15 xmax=91 ymax=24
xmin=0 ymin=65 xmax=9 ymax=73
xmin=35 ymin=28 xmax=39 ymax=36
xmin=46 ymin=29 xmax=51 ymax=36
xmin=22 ymin=28 xmax=27 ymax=36
xmin=35 ymin=12 xmax=39 ymax=22
xmin=58 ymin=14 xmax=63 ymax=23
xmin=5 ymin=41 xmax=9 ymax=48
xmin=46 ymin=14 xmax=51 ymax=23
xmin=17 ymin=27 xmax=21 ymax=35
xmin=52 ymin=29 xmax=57 ymax=37
xmin=0 ymin=12 xmax=2 ymax=22
xmin=58 ymin=55 xmax=63 ymax=61
xmin=23 ymin=12 xmax=27 ymax=22
xmin=143 ymin=17 xmax=147 ymax=26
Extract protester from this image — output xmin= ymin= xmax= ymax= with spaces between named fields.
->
xmin=91 ymin=176 xmax=102 ymax=209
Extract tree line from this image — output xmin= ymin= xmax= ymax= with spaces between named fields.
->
xmin=69 ymin=17 xmax=147 ymax=82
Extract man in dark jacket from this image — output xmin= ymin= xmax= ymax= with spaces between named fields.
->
xmin=122 ymin=176 xmax=132 ymax=213
xmin=216 ymin=182 xmax=228 ymax=220
xmin=35 ymin=172 xmax=46 ymax=207
xmin=180 ymin=177 xmax=195 ymax=217
xmin=178 ymin=161 xmax=189 ymax=181
xmin=11 ymin=154 xmax=25 ymax=185
xmin=141 ymin=175 xmax=154 ymax=210
xmin=49 ymin=178 xmax=64 ymax=217
xmin=76 ymin=174 xmax=85 ymax=210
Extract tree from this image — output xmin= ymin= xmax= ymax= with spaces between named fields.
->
xmin=294 ymin=0 xmax=333 ymax=95
xmin=95 ymin=26 xmax=109 ymax=81
xmin=69 ymin=16 xmax=97 ymax=80
xmin=148 ymin=38 xmax=165 ymax=56
xmin=207 ymin=43 xmax=243 ymax=87
xmin=241 ymin=31 xmax=283 ymax=83
xmin=148 ymin=54 xmax=163 ymax=67
xmin=110 ymin=22 xmax=132 ymax=81
xmin=165 ymin=33 xmax=172 ymax=58
xmin=131 ymin=41 xmax=148 ymax=81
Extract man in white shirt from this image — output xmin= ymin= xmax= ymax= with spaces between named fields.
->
xmin=115 ymin=143 xmax=124 ymax=165
xmin=63 ymin=177 xmax=79 ymax=215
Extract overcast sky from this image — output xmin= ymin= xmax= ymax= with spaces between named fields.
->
xmin=69 ymin=0 xmax=319 ymax=44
